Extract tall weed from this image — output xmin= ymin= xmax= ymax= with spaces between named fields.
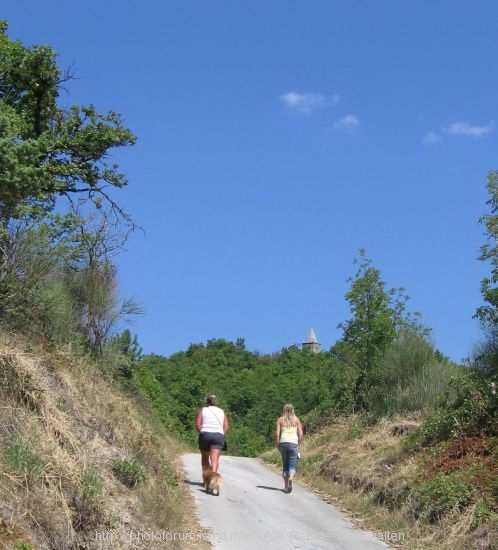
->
xmin=5 ymin=435 xmax=46 ymax=487
xmin=364 ymin=333 xmax=460 ymax=418
xmin=73 ymin=466 xmax=105 ymax=531
xmin=38 ymin=277 xmax=81 ymax=346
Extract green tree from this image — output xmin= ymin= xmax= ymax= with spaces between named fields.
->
xmin=0 ymin=21 xmax=137 ymax=339
xmin=473 ymin=170 xmax=498 ymax=382
xmin=337 ymin=250 xmax=397 ymax=410
xmin=112 ymin=329 xmax=143 ymax=363
xmin=103 ymin=330 xmax=142 ymax=380
xmin=476 ymin=171 xmax=498 ymax=328
xmin=0 ymin=21 xmax=136 ymax=228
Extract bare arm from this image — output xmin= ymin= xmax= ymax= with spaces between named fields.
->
xmin=223 ymin=412 xmax=229 ymax=435
xmin=275 ymin=418 xmax=281 ymax=447
xmin=297 ymin=419 xmax=304 ymax=444
xmin=196 ymin=409 xmax=203 ymax=433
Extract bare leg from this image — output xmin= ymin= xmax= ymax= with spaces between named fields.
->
xmin=210 ymin=448 xmax=221 ymax=473
xmin=288 ymin=473 xmax=295 ymax=493
xmin=201 ymin=450 xmax=210 ymax=469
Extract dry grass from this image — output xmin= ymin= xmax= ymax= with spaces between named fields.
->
xmin=262 ymin=414 xmax=498 ymax=550
xmin=0 ymin=334 xmax=210 ymax=549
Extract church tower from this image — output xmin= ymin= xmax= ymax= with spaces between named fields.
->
xmin=302 ymin=329 xmax=321 ymax=353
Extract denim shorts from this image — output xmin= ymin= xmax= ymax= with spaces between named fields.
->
xmin=279 ymin=442 xmax=299 ymax=477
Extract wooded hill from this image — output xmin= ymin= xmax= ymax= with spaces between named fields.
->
xmin=135 ymin=333 xmax=457 ymax=457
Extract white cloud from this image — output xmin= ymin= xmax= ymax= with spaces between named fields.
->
xmin=443 ymin=121 xmax=495 ymax=137
xmin=279 ymin=91 xmax=327 ymax=113
xmin=423 ymin=132 xmax=442 ymax=144
xmin=333 ymin=114 xmax=360 ymax=133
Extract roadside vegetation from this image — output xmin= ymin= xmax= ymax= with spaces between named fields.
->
xmin=0 ymin=22 xmax=209 ymax=549
xmin=137 ymin=309 xmax=497 ymax=548
xmin=0 ymin=335 xmax=210 ymax=549
xmin=1 ymin=20 xmax=497 ymax=549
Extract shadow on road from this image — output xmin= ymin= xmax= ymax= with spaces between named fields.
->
xmin=256 ymin=485 xmax=285 ymax=492
xmin=183 ymin=479 xmax=204 ymax=488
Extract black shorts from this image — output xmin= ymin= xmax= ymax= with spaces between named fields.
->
xmin=198 ymin=432 xmax=225 ymax=451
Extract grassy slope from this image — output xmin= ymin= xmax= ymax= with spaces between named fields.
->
xmin=262 ymin=415 xmax=498 ymax=549
xmin=0 ymin=335 xmax=210 ymax=550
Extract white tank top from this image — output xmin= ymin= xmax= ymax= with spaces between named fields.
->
xmin=200 ymin=406 xmax=225 ymax=434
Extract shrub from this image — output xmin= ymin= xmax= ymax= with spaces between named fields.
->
xmin=346 ymin=420 xmax=365 ymax=440
xmin=161 ymin=461 xmax=179 ymax=487
xmin=472 ymin=502 xmax=498 ymax=530
xmin=110 ymin=459 xmax=146 ymax=488
xmin=412 ymin=368 xmax=497 ymax=446
xmin=414 ymin=473 xmax=473 ymax=522
xmin=5 ymin=437 xmax=46 ymax=487
xmin=363 ymin=334 xmax=459 ymax=419
xmin=299 ymin=452 xmax=324 ymax=475
xmin=419 ymin=409 xmax=457 ymax=443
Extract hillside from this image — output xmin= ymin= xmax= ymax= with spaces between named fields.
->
xmin=0 ymin=335 xmax=210 ymax=550
xmin=262 ymin=415 xmax=498 ymax=549
xmin=1 ymin=332 xmax=497 ymax=549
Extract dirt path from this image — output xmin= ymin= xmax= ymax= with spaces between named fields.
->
xmin=181 ymin=453 xmax=388 ymax=550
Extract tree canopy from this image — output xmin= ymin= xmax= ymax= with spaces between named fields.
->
xmin=0 ymin=21 xmax=139 ymax=348
xmin=476 ymin=171 xmax=498 ymax=327
xmin=0 ymin=20 xmax=136 ymax=230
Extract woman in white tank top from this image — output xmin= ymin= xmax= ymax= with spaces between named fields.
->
xmin=196 ymin=395 xmax=229 ymax=474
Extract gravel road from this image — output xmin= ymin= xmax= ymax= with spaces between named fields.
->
xmin=181 ymin=453 xmax=389 ymax=550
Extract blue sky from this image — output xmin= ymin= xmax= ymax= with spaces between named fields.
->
xmin=4 ymin=2 xmax=498 ymax=362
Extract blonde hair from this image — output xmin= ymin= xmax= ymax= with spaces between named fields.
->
xmin=281 ymin=404 xmax=298 ymax=428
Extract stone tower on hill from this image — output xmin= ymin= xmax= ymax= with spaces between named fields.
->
xmin=302 ymin=329 xmax=321 ymax=353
